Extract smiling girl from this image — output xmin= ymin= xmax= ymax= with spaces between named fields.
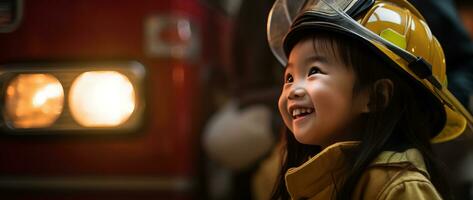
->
xmin=266 ymin=0 xmax=473 ymax=199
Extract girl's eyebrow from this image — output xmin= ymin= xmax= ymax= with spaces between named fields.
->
xmin=284 ymin=55 xmax=327 ymax=74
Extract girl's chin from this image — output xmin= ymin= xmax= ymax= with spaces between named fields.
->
xmin=293 ymin=131 xmax=318 ymax=145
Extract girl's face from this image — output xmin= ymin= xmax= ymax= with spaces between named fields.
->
xmin=278 ymin=38 xmax=369 ymax=147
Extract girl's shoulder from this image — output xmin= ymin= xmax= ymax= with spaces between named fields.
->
xmin=354 ymin=148 xmax=442 ymax=200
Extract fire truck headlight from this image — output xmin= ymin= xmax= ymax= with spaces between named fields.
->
xmin=0 ymin=61 xmax=146 ymax=135
xmin=69 ymin=71 xmax=136 ymax=127
xmin=5 ymin=74 xmax=64 ymax=128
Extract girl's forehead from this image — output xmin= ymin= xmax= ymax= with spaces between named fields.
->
xmin=285 ymin=38 xmax=348 ymax=71
xmin=298 ymin=37 xmax=343 ymax=58
xmin=310 ymin=37 xmax=343 ymax=60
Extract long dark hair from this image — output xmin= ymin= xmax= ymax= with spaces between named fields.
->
xmin=270 ymin=32 xmax=452 ymax=200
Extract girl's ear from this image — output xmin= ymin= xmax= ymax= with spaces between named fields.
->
xmin=364 ymin=79 xmax=394 ymax=113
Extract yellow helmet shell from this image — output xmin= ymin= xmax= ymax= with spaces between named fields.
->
xmin=361 ymin=0 xmax=446 ymax=85
xmin=356 ymin=0 xmax=466 ymax=142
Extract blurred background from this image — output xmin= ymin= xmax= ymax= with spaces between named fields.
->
xmin=0 ymin=0 xmax=472 ymax=199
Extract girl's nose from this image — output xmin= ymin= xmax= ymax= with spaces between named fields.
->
xmin=288 ymin=87 xmax=306 ymax=99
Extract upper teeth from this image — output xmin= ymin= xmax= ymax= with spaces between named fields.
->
xmin=292 ymin=108 xmax=314 ymax=117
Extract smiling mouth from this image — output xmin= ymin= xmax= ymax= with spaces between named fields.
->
xmin=292 ymin=108 xmax=315 ymax=119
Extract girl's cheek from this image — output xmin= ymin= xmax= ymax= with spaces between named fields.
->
xmin=278 ymin=92 xmax=292 ymax=129
xmin=310 ymin=84 xmax=343 ymax=116
xmin=277 ymin=94 xmax=287 ymax=119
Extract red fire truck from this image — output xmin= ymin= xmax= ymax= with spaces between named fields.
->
xmin=0 ymin=0 xmax=233 ymax=199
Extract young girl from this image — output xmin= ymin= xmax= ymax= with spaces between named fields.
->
xmin=266 ymin=0 xmax=473 ymax=199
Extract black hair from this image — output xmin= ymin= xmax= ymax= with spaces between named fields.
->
xmin=270 ymin=32 xmax=452 ymax=200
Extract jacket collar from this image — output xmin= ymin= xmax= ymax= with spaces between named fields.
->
xmin=285 ymin=141 xmax=428 ymax=199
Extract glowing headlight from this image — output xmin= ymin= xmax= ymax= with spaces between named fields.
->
xmin=4 ymin=74 xmax=64 ymax=128
xmin=0 ymin=61 xmax=146 ymax=134
xmin=69 ymin=71 xmax=136 ymax=127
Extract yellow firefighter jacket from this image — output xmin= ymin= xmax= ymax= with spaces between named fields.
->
xmin=283 ymin=141 xmax=442 ymax=200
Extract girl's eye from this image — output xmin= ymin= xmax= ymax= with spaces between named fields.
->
xmin=308 ymin=67 xmax=322 ymax=76
xmin=285 ymin=74 xmax=293 ymax=83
